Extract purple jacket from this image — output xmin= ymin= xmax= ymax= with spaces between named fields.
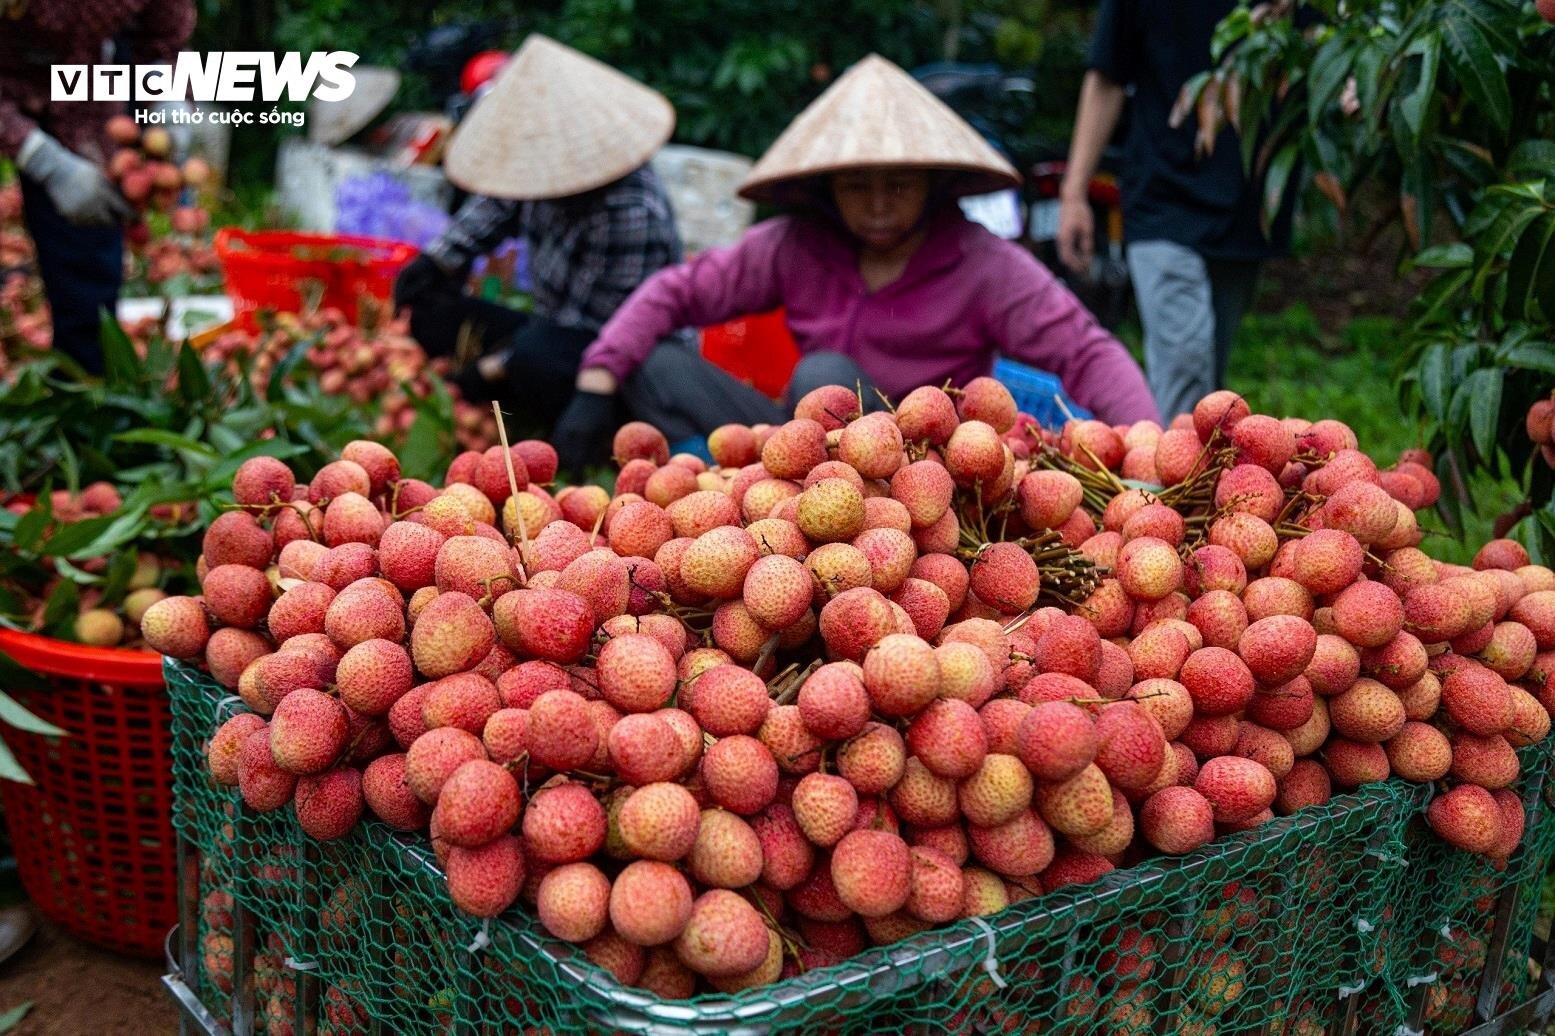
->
xmin=581 ymin=209 xmax=1161 ymax=425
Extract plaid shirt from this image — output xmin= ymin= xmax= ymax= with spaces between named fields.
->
xmin=427 ymin=164 xmax=684 ymax=335
xmin=0 ymin=0 xmax=196 ymax=160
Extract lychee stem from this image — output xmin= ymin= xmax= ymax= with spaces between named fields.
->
xmin=752 ymin=633 xmax=781 ymax=676
xmin=490 ymin=401 xmax=531 ymax=571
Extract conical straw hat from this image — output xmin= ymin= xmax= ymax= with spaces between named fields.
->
xmin=309 ymin=67 xmax=400 ymax=146
xmin=739 ymin=54 xmax=1019 ymax=206
xmin=444 ymin=35 xmax=675 ymax=200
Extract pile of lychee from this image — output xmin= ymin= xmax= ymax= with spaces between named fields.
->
xmin=200 ymin=308 xmax=498 ymax=449
xmin=0 ymin=269 xmax=49 ymax=367
xmin=104 ymin=114 xmax=210 ymax=250
xmin=153 ymin=381 xmax=1555 ymax=1000
xmin=3 ymin=483 xmax=187 ymax=649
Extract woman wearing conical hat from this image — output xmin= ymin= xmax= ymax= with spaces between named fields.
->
xmin=392 ymin=35 xmax=691 ymax=439
xmin=552 ymin=54 xmax=1158 ymax=470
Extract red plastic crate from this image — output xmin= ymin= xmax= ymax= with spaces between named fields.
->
xmin=216 ymin=228 xmax=417 ymax=332
xmin=700 ymin=309 xmax=800 ymax=400
xmin=0 ymin=629 xmax=176 ymax=957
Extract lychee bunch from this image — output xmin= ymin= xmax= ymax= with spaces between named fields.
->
xmin=177 ymin=380 xmax=1554 ymax=1010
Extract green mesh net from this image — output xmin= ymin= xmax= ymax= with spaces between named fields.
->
xmin=167 ymin=660 xmax=1555 ymax=1035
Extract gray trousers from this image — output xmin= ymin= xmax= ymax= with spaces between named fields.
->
xmin=621 ymin=344 xmax=880 ymax=441
xmin=1126 ymin=239 xmax=1261 ymax=423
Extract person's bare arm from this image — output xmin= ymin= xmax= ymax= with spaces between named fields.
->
xmin=1056 ymin=71 xmax=1127 ymax=274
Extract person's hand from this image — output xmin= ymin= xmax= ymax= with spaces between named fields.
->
xmin=552 ymin=388 xmax=618 ymax=480
xmin=16 ymin=130 xmax=133 ymax=228
xmin=1055 ymin=193 xmax=1095 ymax=275
xmin=393 ymin=253 xmax=456 ymax=310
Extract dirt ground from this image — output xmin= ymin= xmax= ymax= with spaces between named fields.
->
xmin=0 ymin=921 xmax=177 ymax=1034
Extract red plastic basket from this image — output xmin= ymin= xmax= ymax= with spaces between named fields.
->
xmin=0 ymin=628 xmax=176 ymax=957
xmin=215 ymin=228 xmax=418 ymax=332
xmin=700 ymin=309 xmax=801 ymax=400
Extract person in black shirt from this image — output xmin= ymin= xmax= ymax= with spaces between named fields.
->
xmin=1057 ymin=0 xmax=1277 ymax=422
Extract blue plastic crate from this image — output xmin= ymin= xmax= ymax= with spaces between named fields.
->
xmin=993 ymin=357 xmax=1091 ymax=431
xmin=669 ymin=436 xmax=714 ymax=464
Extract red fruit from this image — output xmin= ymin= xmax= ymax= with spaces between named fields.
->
xmin=527 ymin=689 xmax=600 ymax=771
xmin=896 ymin=386 xmax=960 ymax=445
xmin=610 ymin=859 xmax=693 ymax=946
xmin=831 ymin=829 xmax=912 ymax=917
xmin=1193 ymin=757 xmax=1276 ymax=823
xmin=1093 ymin=701 xmax=1167 ymax=789
xmin=410 ymin=591 xmax=495 ymax=678
xmin=968 ymin=542 xmax=1040 ymax=613
xmin=269 ymin=688 xmax=348 ymax=775
xmin=613 ymin=422 xmax=671 ymax=466
xmin=447 ymin=836 xmax=525 ymax=917
xmin=1180 ymin=647 xmax=1255 ymax=716
xmin=1193 ymin=390 xmax=1249 ymax=443
xmin=701 ymin=735 xmax=780 ymax=815
xmin=522 ymin=781 xmax=607 ymax=864
xmin=1140 ymin=786 xmax=1214 ymax=854
xmin=596 ymin=633 xmax=677 ymax=713
xmin=208 ymin=713 xmax=267 ymax=786
xmin=860 ymin=631 xmax=940 ymax=715
xmin=203 ymin=564 xmax=273 ymax=629
xmin=492 ymin=588 xmax=594 ymax=664
xmin=1426 ymin=785 xmax=1502 ymax=854
xmin=238 ymin=729 xmax=296 ymax=812
xmin=674 ymin=889 xmax=770 ymax=977
xmin=906 ymin=699 xmax=987 ymax=779
xmin=1238 ymin=615 xmax=1318 ymax=685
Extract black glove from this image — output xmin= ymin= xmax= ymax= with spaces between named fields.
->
xmin=393 ymin=253 xmax=458 ymax=311
xmin=552 ymin=390 xmax=618 ymax=481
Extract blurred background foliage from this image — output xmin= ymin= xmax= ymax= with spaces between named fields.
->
xmin=192 ymin=0 xmax=1095 ymax=179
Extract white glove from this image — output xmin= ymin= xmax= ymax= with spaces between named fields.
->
xmin=16 ymin=130 xmax=134 ymax=227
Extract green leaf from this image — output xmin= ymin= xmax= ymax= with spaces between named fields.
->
xmin=0 ymin=691 xmax=68 ymax=737
xmin=1450 ymin=0 xmax=1521 ymax=59
xmin=1412 ymin=243 xmax=1473 ymax=269
xmin=176 ymin=341 xmax=212 ymax=406
xmin=40 ymin=579 xmax=79 ymax=637
xmin=1412 ymin=269 xmax=1472 ymax=328
xmin=98 ymin=310 xmax=141 ymax=389
xmin=1466 ymin=366 xmax=1504 ymax=462
xmin=1505 ymin=212 xmax=1555 ymax=323
xmin=0 ymin=739 xmax=33 ymax=785
xmin=1441 ymin=9 xmax=1510 ymax=135
xmin=1434 ymin=450 xmax=1465 ymax=535
xmin=113 ymin=429 xmax=220 ymax=457
xmin=1417 ymin=342 xmax=1453 ymax=420
xmin=1401 ymin=153 xmax=1433 ymax=251
xmin=37 ymin=515 xmax=116 ymax=558
xmin=1472 ymin=202 xmax=1543 ymax=299
xmin=10 ymin=506 xmax=49 ymax=554
xmin=99 ymin=548 xmax=140 ymax=604
xmin=51 ymin=558 xmax=104 ymax=585
xmin=1508 ymin=141 xmax=1555 ymax=181
xmin=1397 ymin=34 xmax=1439 ymax=147
xmin=267 ymin=336 xmax=317 ymax=404
xmin=1499 ymin=343 xmax=1555 ymax=374
xmin=1306 ymin=35 xmax=1351 ymax=128
xmin=398 ymin=409 xmax=449 ymax=485
xmin=1261 ymin=144 xmax=1298 ymax=237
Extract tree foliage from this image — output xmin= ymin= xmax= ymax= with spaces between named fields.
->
xmin=1188 ymin=0 xmax=1555 ymax=558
